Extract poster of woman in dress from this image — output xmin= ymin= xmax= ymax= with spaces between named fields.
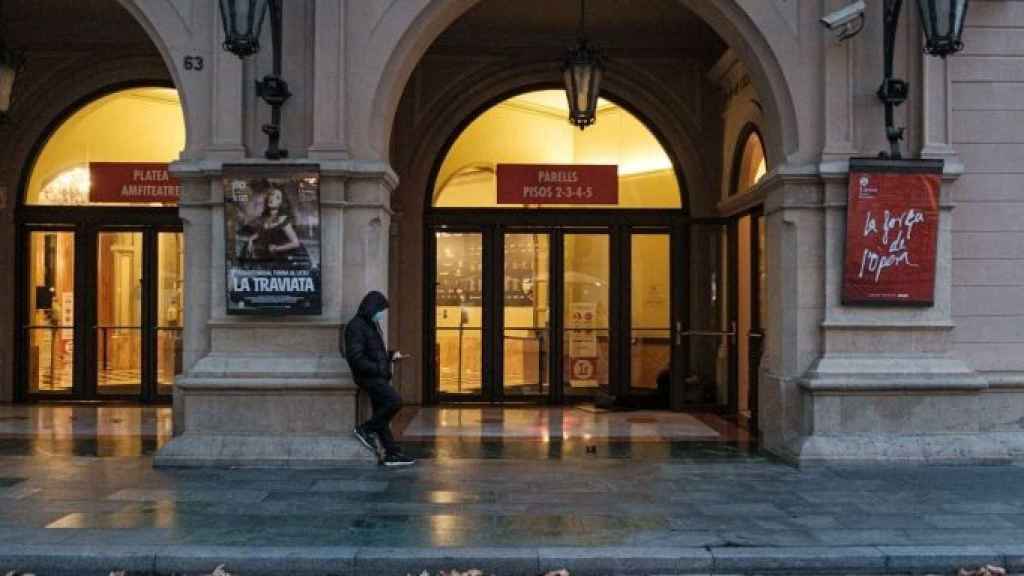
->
xmin=223 ymin=165 xmax=322 ymax=315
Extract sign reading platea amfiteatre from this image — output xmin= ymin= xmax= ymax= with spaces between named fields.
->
xmin=842 ymin=158 xmax=942 ymax=306
xmin=89 ymin=162 xmax=181 ymax=203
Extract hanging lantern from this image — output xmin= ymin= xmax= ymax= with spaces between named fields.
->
xmin=563 ymin=0 xmax=603 ymax=130
xmin=916 ymin=0 xmax=970 ymax=58
xmin=0 ymin=45 xmax=21 ymax=117
xmin=218 ymin=0 xmax=270 ymax=58
xmin=563 ymin=40 xmax=603 ymax=130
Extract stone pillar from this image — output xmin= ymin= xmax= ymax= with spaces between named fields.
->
xmin=155 ymin=160 xmax=377 ymax=467
xmin=758 ymin=171 xmax=827 ymax=455
xmin=342 ymin=174 xmax=394 ymax=319
xmin=794 ymin=161 xmax=992 ymax=463
xmin=308 ymin=0 xmax=349 ymax=160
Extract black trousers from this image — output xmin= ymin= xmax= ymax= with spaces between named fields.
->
xmin=359 ymin=379 xmax=401 ymax=454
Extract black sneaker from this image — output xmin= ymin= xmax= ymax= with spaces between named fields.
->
xmin=380 ymin=451 xmax=415 ymax=467
xmin=353 ymin=425 xmax=378 ymax=456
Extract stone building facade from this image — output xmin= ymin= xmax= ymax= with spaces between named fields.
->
xmin=1 ymin=0 xmax=1023 ymax=465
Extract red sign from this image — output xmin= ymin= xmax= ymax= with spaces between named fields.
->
xmin=497 ymin=164 xmax=617 ymax=204
xmin=842 ymin=158 xmax=942 ymax=305
xmin=89 ymin=162 xmax=180 ymax=203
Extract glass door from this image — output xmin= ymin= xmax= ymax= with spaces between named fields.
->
xmin=94 ymin=231 xmax=144 ymax=397
xmin=500 ymin=233 xmax=550 ymax=398
xmin=561 ymin=233 xmax=611 ymax=398
xmin=20 ymin=224 xmax=183 ymax=402
xmin=627 ymin=232 xmax=673 ymax=407
xmin=24 ymin=230 xmax=78 ymax=396
xmin=433 ymin=231 xmax=485 ymax=398
xmin=156 ymin=232 xmax=185 ymax=397
xmin=676 ymin=221 xmax=732 ymax=410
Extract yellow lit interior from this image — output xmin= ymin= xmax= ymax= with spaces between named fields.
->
xmin=25 ymin=87 xmax=185 ymax=206
xmin=433 ymin=90 xmax=681 ymax=209
xmin=735 ymin=131 xmax=767 ymax=196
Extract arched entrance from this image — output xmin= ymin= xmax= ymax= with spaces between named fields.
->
xmin=426 ymin=90 xmax=690 ymax=407
xmin=15 ymin=86 xmax=186 ymax=402
xmin=377 ymin=0 xmax=794 ymax=439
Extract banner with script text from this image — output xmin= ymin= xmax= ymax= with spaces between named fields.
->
xmin=842 ymin=158 xmax=942 ymax=306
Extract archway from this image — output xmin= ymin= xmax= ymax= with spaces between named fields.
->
xmin=16 ymin=86 xmax=186 ymax=402
xmin=369 ymin=0 xmax=798 ymax=168
xmin=0 ymin=1 xmax=191 ymax=404
xmin=423 ymin=89 xmax=688 ymax=406
xmin=374 ymin=0 xmax=792 ymax=447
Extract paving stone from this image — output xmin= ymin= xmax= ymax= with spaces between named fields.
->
xmin=0 ymin=543 xmax=160 ymax=576
xmin=879 ymin=545 xmax=1005 ymax=573
xmin=356 ymin=547 xmax=538 ymax=576
xmin=709 ymin=546 xmax=887 ymax=572
xmin=813 ymin=529 xmax=911 ymax=546
xmin=155 ymin=545 xmax=357 ymax=576
xmin=538 ymin=546 xmax=712 ymax=575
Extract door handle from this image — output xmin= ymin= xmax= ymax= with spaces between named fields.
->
xmin=676 ymin=321 xmax=737 ymax=338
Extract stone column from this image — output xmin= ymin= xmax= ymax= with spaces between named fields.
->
xmin=758 ymin=170 xmax=827 ymax=456
xmin=155 ymin=160 xmax=371 ymax=467
xmin=795 ymin=161 xmax=989 ymax=463
xmin=308 ymin=0 xmax=349 ymax=160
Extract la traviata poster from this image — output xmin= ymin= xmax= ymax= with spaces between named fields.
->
xmin=223 ymin=165 xmax=322 ymax=315
xmin=842 ymin=158 xmax=942 ymax=306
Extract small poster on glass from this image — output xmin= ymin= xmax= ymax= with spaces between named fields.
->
xmin=223 ymin=164 xmax=322 ymax=315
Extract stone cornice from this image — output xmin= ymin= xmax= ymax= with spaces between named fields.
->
xmin=170 ymin=158 xmax=400 ymax=190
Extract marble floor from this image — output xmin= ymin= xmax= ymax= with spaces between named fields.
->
xmin=0 ymin=404 xmax=756 ymax=460
xmin=397 ymin=406 xmax=723 ymax=440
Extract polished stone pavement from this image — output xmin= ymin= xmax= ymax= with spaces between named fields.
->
xmin=1 ymin=405 xmax=1024 ymax=575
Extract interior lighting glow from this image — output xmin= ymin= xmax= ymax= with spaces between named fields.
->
xmin=39 ymin=166 xmax=91 ymax=205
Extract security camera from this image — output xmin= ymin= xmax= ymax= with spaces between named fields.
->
xmin=821 ymin=0 xmax=866 ymax=41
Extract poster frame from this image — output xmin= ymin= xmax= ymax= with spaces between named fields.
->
xmin=223 ymin=163 xmax=323 ymax=316
xmin=841 ymin=157 xmax=943 ymax=307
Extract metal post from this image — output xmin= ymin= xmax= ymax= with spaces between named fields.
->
xmin=878 ymin=0 xmax=908 ymax=159
xmin=255 ymin=0 xmax=290 ymax=159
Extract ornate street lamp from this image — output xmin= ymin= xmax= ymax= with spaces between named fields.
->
xmin=218 ymin=0 xmax=290 ymax=159
xmin=878 ymin=0 xmax=970 ymax=158
xmin=563 ymin=0 xmax=603 ymax=130
xmin=917 ymin=0 xmax=970 ymax=57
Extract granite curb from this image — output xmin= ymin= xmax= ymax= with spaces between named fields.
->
xmin=0 ymin=544 xmax=1022 ymax=575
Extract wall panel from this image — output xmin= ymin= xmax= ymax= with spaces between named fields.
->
xmin=951 ymin=1 xmax=1024 ymax=376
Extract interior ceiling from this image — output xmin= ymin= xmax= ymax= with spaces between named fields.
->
xmin=430 ymin=0 xmax=727 ymax=64
xmin=0 ymin=0 xmax=156 ymax=52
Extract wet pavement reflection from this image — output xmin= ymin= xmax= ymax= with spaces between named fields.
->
xmin=0 ymin=405 xmax=758 ymax=460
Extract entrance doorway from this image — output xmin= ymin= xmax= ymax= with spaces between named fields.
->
xmin=21 ymin=223 xmax=183 ymax=401
xmin=423 ymin=90 xmax=743 ymax=411
xmin=15 ymin=87 xmax=186 ymax=404
xmin=430 ymin=216 xmax=683 ymax=407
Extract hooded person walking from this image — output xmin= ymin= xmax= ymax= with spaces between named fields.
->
xmin=345 ymin=291 xmax=415 ymax=466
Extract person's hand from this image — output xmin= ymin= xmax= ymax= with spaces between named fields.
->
xmin=392 ymin=351 xmax=411 ymax=361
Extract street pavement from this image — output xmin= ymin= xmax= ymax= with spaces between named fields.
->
xmin=1 ymin=405 xmax=1023 ymax=575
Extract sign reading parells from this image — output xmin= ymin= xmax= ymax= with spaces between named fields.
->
xmin=497 ymin=164 xmax=618 ymax=204
xmin=842 ymin=158 xmax=942 ymax=306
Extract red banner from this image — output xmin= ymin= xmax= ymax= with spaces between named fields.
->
xmin=89 ymin=162 xmax=180 ymax=203
xmin=842 ymin=158 xmax=942 ymax=305
xmin=497 ymin=164 xmax=618 ymax=204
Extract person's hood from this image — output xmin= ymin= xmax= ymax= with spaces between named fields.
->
xmin=357 ymin=291 xmax=389 ymax=319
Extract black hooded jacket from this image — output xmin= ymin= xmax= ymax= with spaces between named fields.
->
xmin=344 ymin=291 xmax=392 ymax=385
